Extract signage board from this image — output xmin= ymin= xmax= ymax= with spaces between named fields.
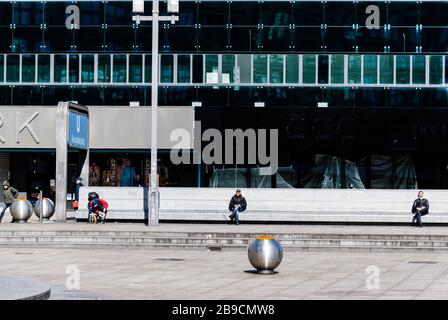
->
xmin=68 ymin=111 xmax=88 ymax=149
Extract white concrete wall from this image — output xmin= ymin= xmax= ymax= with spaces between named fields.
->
xmin=76 ymin=187 xmax=448 ymax=223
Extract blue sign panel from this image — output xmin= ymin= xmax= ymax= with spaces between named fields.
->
xmin=68 ymin=111 xmax=89 ymax=149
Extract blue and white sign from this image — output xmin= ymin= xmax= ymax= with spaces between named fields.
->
xmin=68 ymin=111 xmax=88 ymax=149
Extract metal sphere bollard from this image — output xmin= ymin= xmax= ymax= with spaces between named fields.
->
xmin=248 ymin=235 xmax=283 ymax=274
xmin=10 ymin=198 xmax=33 ymax=223
xmin=33 ymin=198 xmax=55 ymax=220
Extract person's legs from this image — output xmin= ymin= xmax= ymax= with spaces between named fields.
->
xmin=0 ymin=205 xmax=5 ymax=223
xmin=416 ymin=211 xmax=422 ymax=227
xmin=0 ymin=204 xmax=8 ymax=223
xmin=234 ymin=209 xmax=239 ymax=225
xmin=230 ymin=207 xmax=238 ymax=220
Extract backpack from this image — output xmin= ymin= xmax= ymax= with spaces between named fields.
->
xmin=91 ymin=198 xmax=104 ymax=212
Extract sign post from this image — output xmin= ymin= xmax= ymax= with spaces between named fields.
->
xmin=55 ymin=102 xmax=89 ymax=223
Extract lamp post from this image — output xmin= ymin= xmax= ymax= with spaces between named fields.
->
xmin=132 ymin=0 xmax=179 ymax=226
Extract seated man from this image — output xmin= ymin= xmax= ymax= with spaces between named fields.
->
xmin=88 ymin=196 xmax=109 ymax=224
xmin=411 ymin=190 xmax=429 ymax=227
xmin=228 ymin=189 xmax=247 ymax=225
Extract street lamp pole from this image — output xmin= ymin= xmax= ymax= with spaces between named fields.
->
xmin=133 ymin=0 xmax=179 ymax=227
xmin=150 ymin=0 xmax=160 ymax=227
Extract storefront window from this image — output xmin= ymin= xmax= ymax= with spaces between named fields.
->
xmin=205 ymin=54 xmax=218 ymax=84
xmin=144 ymin=54 xmax=152 ymax=83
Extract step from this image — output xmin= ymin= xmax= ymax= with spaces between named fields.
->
xmin=2 ymin=241 xmax=448 ymax=253
xmin=3 ymin=235 xmax=448 ymax=248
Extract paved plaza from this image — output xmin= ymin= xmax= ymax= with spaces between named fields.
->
xmin=1 ymin=243 xmax=448 ymax=299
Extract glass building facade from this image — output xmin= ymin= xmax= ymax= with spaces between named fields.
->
xmin=2 ymin=0 xmax=448 ymax=190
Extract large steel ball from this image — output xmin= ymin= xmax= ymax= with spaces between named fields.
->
xmin=248 ymin=235 xmax=283 ymax=274
xmin=33 ymin=198 xmax=55 ymax=220
xmin=10 ymin=198 xmax=33 ymax=223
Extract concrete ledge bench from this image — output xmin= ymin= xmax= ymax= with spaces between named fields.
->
xmin=75 ymin=187 xmax=448 ymax=223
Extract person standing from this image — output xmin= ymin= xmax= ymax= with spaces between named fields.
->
xmin=0 ymin=181 xmax=18 ymax=223
xmin=73 ymin=177 xmax=83 ymax=211
xmin=228 ymin=189 xmax=247 ymax=225
xmin=411 ymin=190 xmax=429 ymax=227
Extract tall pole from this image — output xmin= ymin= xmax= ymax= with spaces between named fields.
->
xmin=150 ymin=0 xmax=160 ymax=226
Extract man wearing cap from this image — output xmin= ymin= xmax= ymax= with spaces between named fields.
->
xmin=228 ymin=189 xmax=247 ymax=225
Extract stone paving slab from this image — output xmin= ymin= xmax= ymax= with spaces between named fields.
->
xmin=1 ymin=247 xmax=448 ymax=300
xmin=0 ymin=276 xmax=51 ymax=300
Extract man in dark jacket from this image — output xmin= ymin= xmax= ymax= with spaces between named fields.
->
xmin=411 ymin=190 xmax=429 ymax=227
xmin=0 ymin=181 xmax=18 ymax=223
xmin=228 ymin=189 xmax=247 ymax=225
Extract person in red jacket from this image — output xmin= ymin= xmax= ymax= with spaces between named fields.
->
xmin=88 ymin=196 xmax=109 ymax=224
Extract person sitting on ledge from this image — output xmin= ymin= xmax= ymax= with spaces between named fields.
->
xmin=411 ymin=190 xmax=429 ymax=228
xmin=228 ymin=189 xmax=247 ymax=225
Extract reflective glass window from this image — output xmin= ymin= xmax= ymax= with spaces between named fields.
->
xmin=222 ymin=54 xmax=235 ymax=84
xmin=429 ymin=56 xmax=443 ymax=84
xmin=237 ymin=54 xmax=251 ymax=83
xmin=303 ymin=55 xmax=316 ymax=84
xmin=380 ymin=55 xmax=393 ymax=84
xmin=363 ymin=55 xmax=377 ymax=84
xmin=129 ymin=55 xmax=142 ymax=83
xmin=285 ymin=55 xmax=299 ymax=84
xmin=205 ymin=55 xmax=218 ymax=84
xmin=177 ymin=55 xmax=190 ymax=83
xmin=98 ymin=55 xmax=111 ymax=83
xmin=113 ymin=54 xmax=126 ymax=83
xmin=37 ymin=55 xmax=50 ymax=83
xmin=69 ymin=55 xmax=79 ymax=83
xmin=253 ymin=54 xmax=268 ymax=83
xmin=193 ymin=55 xmax=203 ymax=83
xmin=144 ymin=55 xmax=152 ymax=83
xmin=54 ymin=54 xmax=67 ymax=83
xmin=318 ymin=55 xmax=329 ymax=84
xmin=22 ymin=54 xmax=35 ymax=83
xmin=0 ymin=55 xmax=4 ymax=82
xmin=269 ymin=55 xmax=284 ymax=84
xmin=6 ymin=55 xmax=19 ymax=82
xmin=396 ymin=55 xmax=410 ymax=84
xmin=348 ymin=55 xmax=361 ymax=84
xmin=330 ymin=55 xmax=344 ymax=84
xmin=81 ymin=55 xmax=94 ymax=83
xmin=161 ymin=55 xmax=173 ymax=83
xmin=412 ymin=56 xmax=425 ymax=84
